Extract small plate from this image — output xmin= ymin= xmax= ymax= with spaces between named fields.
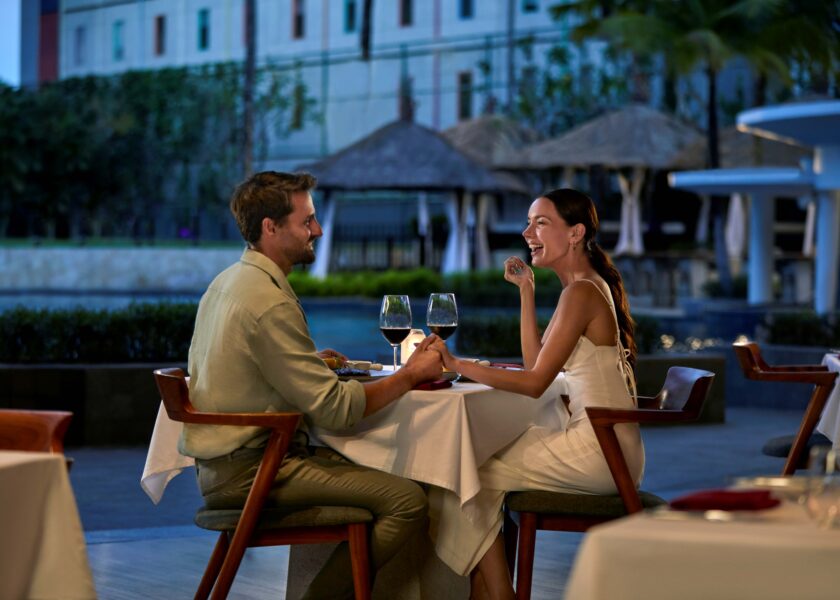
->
xmin=731 ymin=475 xmax=814 ymax=501
xmin=439 ymin=370 xmax=458 ymax=382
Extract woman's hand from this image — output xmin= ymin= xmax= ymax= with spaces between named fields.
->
xmin=503 ymin=256 xmax=534 ymax=290
xmin=428 ymin=335 xmax=458 ymax=371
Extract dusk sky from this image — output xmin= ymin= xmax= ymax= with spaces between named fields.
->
xmin=1 ymin=0 xmax=21 ymax=86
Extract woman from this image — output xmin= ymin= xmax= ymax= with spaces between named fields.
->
xmin=428 ymin=188 xmax=643 ymax=600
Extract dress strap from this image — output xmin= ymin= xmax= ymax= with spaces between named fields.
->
xmin=578 ymin=279 xmax=638 ymax=406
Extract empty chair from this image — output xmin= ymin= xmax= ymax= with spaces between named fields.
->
xmin=0 ymin=409 xmax=73 ymax=454
xmin=733 ymin=341 xmax=836 ymax=474
xmin=153 ymin=368 xmax=372 ymax=600
xmin=504 ymin=366 xmax=715 ymax=600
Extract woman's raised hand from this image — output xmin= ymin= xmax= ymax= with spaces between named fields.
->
xmin=503 ymin=256 xmax=533 ymax=289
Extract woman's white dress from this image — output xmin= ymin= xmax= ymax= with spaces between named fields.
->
xmin=430 ymin=277 xmax=644 ymax=576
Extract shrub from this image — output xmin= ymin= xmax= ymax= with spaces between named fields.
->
xmin=456 ymin=313 xmax=662 ymax=357
xmin=0 ymin=303 xmax=197 ymax=363
xmin=764 ymin=312 xmax=840 ymax=347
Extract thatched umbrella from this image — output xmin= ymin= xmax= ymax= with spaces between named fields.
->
xmin=442 ymin=115 xmax=541 ymax=268
xmin=674 ymin=126 xmax=811 ymax=169
xmin=301 ymin=119 xmax=529 ymax=275
xmin=674 ymin=127 xmax=813 ymax=270
xmin=498 ymin=105 xmax=703 ymax=255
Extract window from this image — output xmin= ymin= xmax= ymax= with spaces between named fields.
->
xmin=458 ymin=71 xmax=473 ymax=120
xmin=198 ymin=8 xmax=210 ymax=50
xmin=344 ymin=0 xmax=357 ymax=33
xmin=459 ymin=0 xmax=474 ymax=19
xmin=292 ymin=0 xmax=305 ymax=39
xmin=112 ymin=20 xmax=124 ymax=61
xmin=73 ymin=25 xmax=86 ymax=66
xmin=154 ymin=15 xmax=166 ymax=56
xmin=291 ymin=81 xmax=305 ymax=130
xmin=522 ymin=0 xmax=538 ymax=12
xmin=399 ymin=0 xmax=412 ymax=27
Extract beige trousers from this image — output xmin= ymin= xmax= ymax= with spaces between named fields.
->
xmin=196 ymin=445 xmax=428 ymax=600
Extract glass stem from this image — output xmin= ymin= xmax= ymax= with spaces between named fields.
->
xmin=392 ymin=345 xmax=398 ymax=371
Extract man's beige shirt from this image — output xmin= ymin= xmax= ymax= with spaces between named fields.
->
xmin=180 ymin=248 xmax=366 ymax=459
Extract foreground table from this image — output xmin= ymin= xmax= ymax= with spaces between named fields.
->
xmin=565 ymin=501 xmax=840 ymax=600
xmin=816 ymin=352 xmax=840 ymax=448
xmin=0 ymin=451 xmax=96 ymax=600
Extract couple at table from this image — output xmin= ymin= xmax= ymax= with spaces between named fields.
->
xmin=183 ymin=170 xmax=642 ymax=600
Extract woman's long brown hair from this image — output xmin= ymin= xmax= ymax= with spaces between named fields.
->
xmin=541 ymin=188 xmax=637 ymax=367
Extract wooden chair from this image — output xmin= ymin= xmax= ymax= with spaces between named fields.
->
xmin=0 ymin=409 xmax=73 ymax=454
xmin=733 ymin=341 xmax=836 ymax=475
xmin=153 ymin=368 xmax=372 ymax=600
xmin=503 ymin=366 xmax=715 ymax=600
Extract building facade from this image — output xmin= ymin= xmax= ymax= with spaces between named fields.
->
xmin=52 ymin=0 xmax=576 ymax=167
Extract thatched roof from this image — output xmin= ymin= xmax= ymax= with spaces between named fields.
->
xmin=442 ymin=115 xmax=542 ymax=167
xmin=674 ymin=126 xmax=811 ymax=169
xmin=301 ymin=119 xmax=530 ymax=194
xmin=498 ymin=104 xmax=703 ymax=170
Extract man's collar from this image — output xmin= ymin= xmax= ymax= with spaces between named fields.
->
xmin=240 ymin=248 xmax=299 ymax=301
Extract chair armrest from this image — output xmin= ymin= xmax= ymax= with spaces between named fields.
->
xmin=763 ymin=364 xmax=828 ymax=372
xmin=586 ymin=406 xmax=701 ymax=426
xmin=166 ymin=408 xmax=303 ymax=430
xmin=744 ymin=370 xmax=837 ymax=385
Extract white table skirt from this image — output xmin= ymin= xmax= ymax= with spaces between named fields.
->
xmin=565 ymin=501 xmax=840 ymax=600
xmin=0 ymin=451 xmax=96 ymax=600
xmin=142 ymin=374 xmax=568 ymax=506
xmin=816 ymin=353 xmax=840 ymax=449
xmin=313 ymin=377 xmax=567 ymax=507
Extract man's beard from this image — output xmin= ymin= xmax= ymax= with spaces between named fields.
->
xmin=296 ymin=241 xmax=316 ymax=265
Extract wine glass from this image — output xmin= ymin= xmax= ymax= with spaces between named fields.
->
xmin=805 ymin=446 xmax=840 ymax=528
xmin=380 ymin=295 xmax=412 ymax=371
xmin=426 ymin=293 xmax=458 ymax=341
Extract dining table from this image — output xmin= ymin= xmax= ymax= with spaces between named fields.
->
xmin=816 ymin=352 xmax=840 ymax=449
xmin=0 ymin=450 xmax=96 ymax=600
xmin=141 ymin=370 xmax=568 ymax=599
xmin=564 ymin=500 xmax=840 ymax=600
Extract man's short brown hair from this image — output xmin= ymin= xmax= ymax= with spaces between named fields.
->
xmin=229 ymin=171 xmax=317 ymax=244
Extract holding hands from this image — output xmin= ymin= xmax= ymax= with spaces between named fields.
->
xmin=428 ymin=335 xmax=458 ymax=371
xmin=504 ymin=256 xmax=533 ymax=290
xmin=404 ymin=334 xmax=444 ymax=382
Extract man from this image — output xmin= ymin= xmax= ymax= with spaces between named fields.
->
xmin=181 ymin=171 xmax=442 ymax=599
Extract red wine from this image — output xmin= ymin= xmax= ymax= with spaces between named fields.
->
xmin=429 ymin=324 xmax=457 ymax=340
xmin=381 ymin=327 xmax=411 ymax=345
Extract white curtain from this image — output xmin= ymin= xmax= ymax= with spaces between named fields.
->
xmin=442 ymin=192 xmax=461 ymax=274
xmin=311 ymin=192 xmax=336 ymax=278
xmin=475 ymin=194 xmax=492 ymax=270
xmin=725 ymin=192 xmax=746 ymax=275
xmin=614 ymin=167 xmax=645 ymax=256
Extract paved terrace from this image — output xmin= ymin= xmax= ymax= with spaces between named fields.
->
xmin=70 ymin=406 xmax=804 ymax=599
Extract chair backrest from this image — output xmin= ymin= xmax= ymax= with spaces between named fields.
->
xmin=638 ymin=366 xmax=715 ymax=418
xmin=733 ymin=341 xmax=829 ymax=378
xmin=586 ymin=366 xmax=715 ymax=513
xmin=0 ymin=409 xmax=73 ymax=453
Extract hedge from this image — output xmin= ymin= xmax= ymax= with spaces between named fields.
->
xmin=456 ymin=314 xmax=663 ymax=357
xmin=763 ymin=312 xmax=840 ymax=347
xmin=0 ymin=303 xmax=196 ymax=363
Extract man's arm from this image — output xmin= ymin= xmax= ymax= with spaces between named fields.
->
xmin=361 ymin=336 xmax=442 ymax=417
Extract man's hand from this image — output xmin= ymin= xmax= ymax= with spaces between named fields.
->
xmin=402 ymin=335 xmax=443 ymax=384
xmin=318 ymin=348 xmax=347 ymax=369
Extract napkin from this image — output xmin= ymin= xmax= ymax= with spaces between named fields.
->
xmin=413 ymin=379 xmax=452 ymax=391
xmin=669 ymin=489 xmax=780 ymax=511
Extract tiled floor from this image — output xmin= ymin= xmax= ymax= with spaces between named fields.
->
xmin=72 ymin=407 xmax=802 ymax=599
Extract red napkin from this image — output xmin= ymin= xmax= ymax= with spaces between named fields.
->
xmin=413 ymin=379 xmax=452 ymax=391
xmin=669 ymin=489 xmax=780 ymax=511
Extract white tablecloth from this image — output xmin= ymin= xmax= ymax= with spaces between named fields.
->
xmin=142 ymin=374 xmax=568 ymax=506
xmin=816 ymin=353 xmax=840 ymax=449
xmin=565 ymin=502 xmax=840 ymax=600
xmin=0 ymin=451 xmax=96 ymax=600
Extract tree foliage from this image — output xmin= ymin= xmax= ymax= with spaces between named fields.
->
xmin=1 ymin=63 xmax=310 ymax=241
